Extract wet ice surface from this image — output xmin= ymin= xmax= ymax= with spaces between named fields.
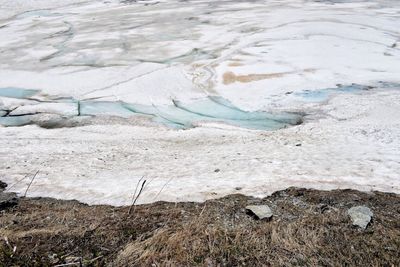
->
xmin=294 ymin=84 xmax=374 ymax=102
xmin=0 ymin=88 xmax=302 ymax=130
xmin=1 ymin=82 xmax=398 ymax=129
xmin=0 ymin=88 xmax=39 ymax=99
xmin=0 ymin=0 xmax=400 ymax=205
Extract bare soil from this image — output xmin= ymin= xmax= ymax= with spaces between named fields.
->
xmin=0 ymin=186 xmax=399 ymax=266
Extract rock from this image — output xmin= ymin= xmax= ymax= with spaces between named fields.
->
xmin=348 ymin=206 xmax=373 ymax=229
xmin=246 ymin=205 xmax=273 ymax=220
xmin=0 ymin=181 xmax=7 ymax=190
xmin=0 ymin=191 xmax=18 ymax=210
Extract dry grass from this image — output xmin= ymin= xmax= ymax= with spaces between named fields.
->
xmin=0 ymin=187 xmax=399 ymax=266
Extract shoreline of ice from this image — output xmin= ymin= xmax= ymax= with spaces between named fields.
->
xmin=1 ymin=88 xmax=399 ymax=206
xmin=0 ymin=0 xmax=399 ymax=205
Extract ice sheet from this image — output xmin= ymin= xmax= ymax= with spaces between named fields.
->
xmin=0 ymin=0 xmax=399 ymax=205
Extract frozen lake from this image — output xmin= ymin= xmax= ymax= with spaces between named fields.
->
xmin=0 ymin=0 xmax=399 ymax=205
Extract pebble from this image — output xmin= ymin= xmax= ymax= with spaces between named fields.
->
xmin=348 ymin=206 xmax=373 ymax=229
xmin=245 ymin=205 xmax=273 ymax=220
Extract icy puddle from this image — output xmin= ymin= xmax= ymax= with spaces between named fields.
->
xmin=0 ymin=87 xmax=39 ymax=99
xmin=2 ymin=82 xmax=399 ymax=129
xmin=0 ymin=89 xmax=302 ymax=130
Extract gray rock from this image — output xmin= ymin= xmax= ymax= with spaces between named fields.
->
xmin=348 ymin=206 xmax=373 ymax=229
xmin=246 ymin=205 xmax=273 ymax=220
xmin=0 ymin=181 xmax=7 ymax=190
xmin=0 ymin=191 xmax=18 ymax=210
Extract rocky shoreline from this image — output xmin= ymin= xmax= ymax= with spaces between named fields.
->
xmin=1 ymin=182 xmax=399 ymax=266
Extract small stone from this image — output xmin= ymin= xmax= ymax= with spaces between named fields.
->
xmin=214 ymin=169 xmax=220 ymax=173
xmin=0 ymin=181 xmax=7 ymax=190
xmin=348 ymin=206 xmax=373 ymax=229
xmin=245 ymin=205 xmax=273 ymax=220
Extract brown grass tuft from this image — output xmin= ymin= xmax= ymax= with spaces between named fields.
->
xmin=0 ymin=188 xmax=399 ymax=266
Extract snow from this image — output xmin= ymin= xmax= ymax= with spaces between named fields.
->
xmin=0 ymin=0 xmax=399 ymax=205
xmin=1 ymin=89 xmax=400 ymax=205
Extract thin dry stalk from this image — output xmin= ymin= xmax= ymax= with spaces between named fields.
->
xmin=128 ymin=178 xmax=147 ymax=215
xmin=53 ymin=263 xmax=80 ymax=267
xmin=23 ymin=170 xmax=39 ymax=197
xmin=7 ymin=174 xmax=29 ymax=191
xmin=129 ymin=176 xmax=144 ymax=207
xmin=154 ymin=177 xmax=174 ymax=200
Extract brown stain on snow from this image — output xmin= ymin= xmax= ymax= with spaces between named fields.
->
xmin=228 ymin=62 xmax=244 ymax=67
xmin=223 ymin=69 xmax=316 ymax=85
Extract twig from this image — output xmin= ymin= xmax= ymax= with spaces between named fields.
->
xmin=133 ymin=180 xmax=146 ymax=205
xmin=128 ymin=178 xmax=146 ymax=215
xmin=142 ymin=176 xmax=156 ymax=192
xmin=199 ymin=203 xmax=207 ymax=218
xmin=23 ymin=170 xmax=39 ymax=197
xmin=128 ymin=176 xmax=144 ymax=210
xmin=6 ymin=173 xmax=34 ymax=191
xmin=3 ymin=237 xmax=17 ymax=258
xmin=54 ymin=262 xmax=80 ymax=267
xmin=88 ymin=255 xmax=103 ymax=264
xmin=7 ymin=174 xmax=30 ymax=191
xmin=154 ymin=177 xmax=174 ymax=200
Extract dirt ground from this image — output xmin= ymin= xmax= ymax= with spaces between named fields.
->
xmin=0 ymin=185 xmax=399 ymax=266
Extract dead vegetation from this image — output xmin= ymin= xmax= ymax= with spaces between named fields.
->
xmin=0 ymin=187 xmax=399 ymax=266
